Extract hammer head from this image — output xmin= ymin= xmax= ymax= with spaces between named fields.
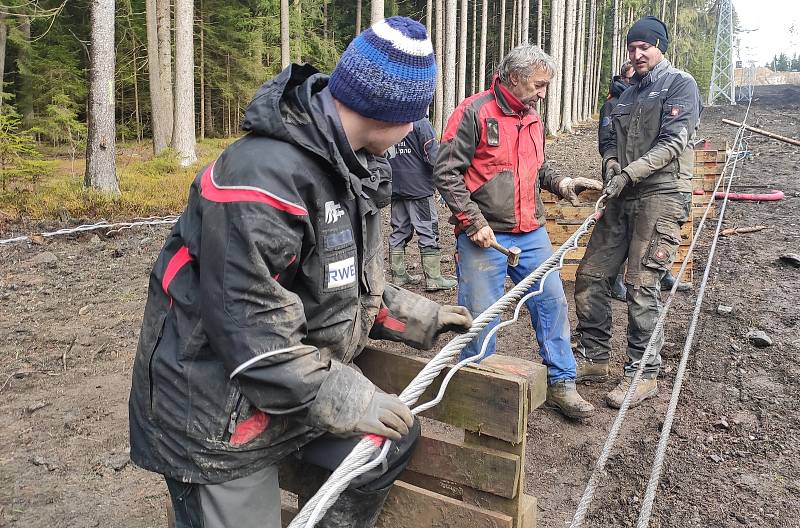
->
xmin=507 ymin=246 xmax=521 ymax=267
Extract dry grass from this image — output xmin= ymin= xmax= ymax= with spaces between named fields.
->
xmin=0 ymin=138 xmax=234 ymax=223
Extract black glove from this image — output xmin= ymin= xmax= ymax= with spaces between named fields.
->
xmin=436 ymin=305 xmax=473 ymax=336
xmin=604 ymin=172 xmax=631 ymax=199
xmin=354 ymin=392 xmax=414 ymax=441
xmin=604 ymin=159 xmax=622 ymax=184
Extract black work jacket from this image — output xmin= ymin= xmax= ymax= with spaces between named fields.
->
xmin=129 ymin=65 xmax=442 ymax=484
xmin=604 ymin=59 xmax=702 ymax=197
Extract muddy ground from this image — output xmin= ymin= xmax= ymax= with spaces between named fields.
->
xmin=1 ymin=85 xmax=798 ymax=527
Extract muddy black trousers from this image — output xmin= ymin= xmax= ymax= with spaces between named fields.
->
xmin=574 ymin=192 xmax=691 ymax=378
xmin=165 ymin=420 xmax=421 ymax=528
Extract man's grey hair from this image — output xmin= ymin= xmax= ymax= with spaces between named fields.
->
xmin=497 ymin=44 xmax=557 ymax=83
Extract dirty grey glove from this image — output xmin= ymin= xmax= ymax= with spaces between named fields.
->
xmin=604 ymin=158 xmax=622 ymax=184
xmin=435 ymin=305 xmax=473 ymax=338
xmin=354 ymin=392 xmax=414 ymax=441
xmin=557 ymin=177 xmax=604 ymax=206
xmin=604 ymin=171 xmax=632 ymax=199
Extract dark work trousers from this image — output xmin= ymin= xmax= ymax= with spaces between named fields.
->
xmin=388 ymin=196 xmax=440 ymax=251
xmin=165 ymin=420 xmax=421 ymax=528
xmin=574 ymin=192 xmax=691 ymax=378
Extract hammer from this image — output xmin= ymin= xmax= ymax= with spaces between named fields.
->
xmin=489 ymin=241 xmax=521 ymax=267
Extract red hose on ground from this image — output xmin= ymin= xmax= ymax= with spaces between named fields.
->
xmin=693 ymin=189 xmax=785 ymax=201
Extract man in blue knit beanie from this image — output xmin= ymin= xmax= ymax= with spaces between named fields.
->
xmin=129 ymin=16 xmax=473 ymax=528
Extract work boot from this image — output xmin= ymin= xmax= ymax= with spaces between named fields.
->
xmin=421 ymin=250 xmax=457 ymax=291
xmin=660 ymin=271 xmax=691 ymax=292
xmin=316 ymin=485 xmax=392 ymax=528
xmin=389 ymin=248 xmax=421 ymax=286
xmin=545 ymin=380 xmax=595 ymax=419
xmin=575 ymin=356 xmax=610 ymax=383
xmin=610 ymin=273 xmax=627 ymax=302
xmin=605 ymin=377 xmax=658 ymax=409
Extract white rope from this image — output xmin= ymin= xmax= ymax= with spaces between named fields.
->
xmin=635 ymin=96 xmax=754 ymax=527
xmin=291 ymin=200 xmax=606 ymax=528
xmin=0 ymin=216 xmax=180 ymax=245
xmin=569 ymin=107 xmax=755 ymax=527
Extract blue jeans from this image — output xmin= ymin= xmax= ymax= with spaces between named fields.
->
xmin=456 ymin=228 xmax=576 ymax=384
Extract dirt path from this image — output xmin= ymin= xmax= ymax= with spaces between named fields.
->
xmin=1 ymin=85 xmax=798 ymax=527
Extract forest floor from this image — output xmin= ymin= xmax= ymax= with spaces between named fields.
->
xmin=1 ymin=85 xmax=798 ymax=527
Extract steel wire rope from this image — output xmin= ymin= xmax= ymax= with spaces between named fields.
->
xmin=569 ymin=107 xmax=755 ymax=528
xmin=291 ymin=201 xmax=607 ymax=528
xmin=0 ymin=216 xmax=180 ymax=245
xmin=634 ymin=96 xmax=754 ymax=527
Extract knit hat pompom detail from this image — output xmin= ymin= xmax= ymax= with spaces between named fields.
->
xmin=329 ymin=16 xmax=436 ymax=123
xmin=627 ymin=16 xmax=669 ymax=53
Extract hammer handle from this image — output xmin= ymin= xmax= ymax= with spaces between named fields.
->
xmin=489 ymin=241 xmax=512 ymax=256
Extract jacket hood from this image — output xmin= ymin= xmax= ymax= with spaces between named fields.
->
xmin=241 ymin=64 xmax=355 ymax=184
xmin=608 ymin=76 xmax=629 ymax=98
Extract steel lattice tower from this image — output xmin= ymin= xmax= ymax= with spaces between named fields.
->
xmin=708 ymin=0 xmax=736 ymax=105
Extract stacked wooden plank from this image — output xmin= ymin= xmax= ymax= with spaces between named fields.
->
xmin=279 ymin=347 xmax=548 ymax=528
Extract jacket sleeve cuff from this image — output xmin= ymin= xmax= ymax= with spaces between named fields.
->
xmin=622 ymin=161 xmax=649 ymax=184
xmin=370 ymin=283 xmax=443 ymax=350
xmin=303 ymin=361 xmax=376 ymax=434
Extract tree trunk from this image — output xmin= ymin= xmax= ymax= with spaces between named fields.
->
xmin=323 ymin=0 xmax=328 ymax=40
xmin=426 ymin=0 xmax=433 ymax=34
xmin=457 ymin=0 xmax=468 ymax=102
xmin=593 ymin=4 xmax=605 ymax=114
xmin=672 ymin=0 xmax=678 ymax=60
xmin=0 ymin=15 xmax=7 ymax=115
xmin=522 ymin=0 xmax=529 ymax=44
xmin=17 ymin=17 xmax=33 ymax=127
xmin=561 ymin=0 xmax=576 ymax=131
xmin=574 ymin=0 xmax=585 ymax=121
xmin=478 ymin=0 xmax=487 ymax=92
xmin=511 ymin=0 xmax=517 ymax=48
xmin=199 ymin=0 xmax=205 ymax=140
xmin=434 ymin=0 xmax=444 ymax=135
xmin=156 ymin=0 xmax=173 ymax=148
xmin=294 ymin=0 xmax=302 ymax=63
xmin=356 ymin=0 xmax=362 ymax=35
xmin=133 ymin=44 xmax=142 ymax=141
xmin=371 ymin=0 xmax=384 ymax=24
xmin=471 ymin=0 xmax=477 ymax=93
xmin=85 ymin=0 xmax=119 ymax=194
xmin=584 ymin=0 xmax=596 ymax=118
xmin=546 ymin=0 xmax=564 ymax=135
xmin=146 ymin=0 xmax=167 ymax=152
xmin=611 ymin=0 xmax=619 ymax=81
xmin=536 ymin=0 xmax=542 ymax=47
xmin=172 ymin=0 xmax=197 ymax=166
xmin=499 ymin=0 xmax=506 ymax=59
xmin=280 ymin=0 xmax=290 ymax=68
xmin=443 ymin=0 xmax=457 ymax=121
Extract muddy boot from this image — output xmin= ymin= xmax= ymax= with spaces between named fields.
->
xmin=390 ymin=248 xmax=421 ymax=287
xmin=421 ymin=250 xmax=457 ymax=291
xmin=660 ymin=271 xmax=691 ymax=292
xmin=545 ymin=380 xmax=595 ymax=419
xmin=316 ymin=485 xmax=392 ymax=528
xmin=605 ymin=377 xmax=658 ymax=409
xmin=575 ymin=356 xmax=610 ymax=383
xmin=610 ymin=273 xmax=627 ymax=302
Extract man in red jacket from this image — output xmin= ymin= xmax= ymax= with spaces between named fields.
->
xmin=435 ymin=44 xmax=600 ymax=419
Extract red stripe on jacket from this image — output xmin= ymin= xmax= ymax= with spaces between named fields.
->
xmin=200 ymin=161 xmax=308 ymax=216
xmin=162 ymin=246 xmax=194 ymax=295
xmin=374 ymin=307 xmax=407 ymax=333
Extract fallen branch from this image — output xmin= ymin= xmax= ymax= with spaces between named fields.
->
xmin=720 ymin=225 xmax=768 ymax=237
xmin=63 ymin=336 xmax=77 ymax=372
xmin=721 ymin=119 xmax=800 ymax=147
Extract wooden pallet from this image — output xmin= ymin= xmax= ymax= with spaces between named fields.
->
xmin=279 ymin=348 xmax=548 ymax=528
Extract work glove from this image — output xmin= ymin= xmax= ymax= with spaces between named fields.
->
xmin=604 ymin=158 xmax=622 ymax=184
xmin=604 ymin=171 xmax=632 ymax=199
xmin=557 ymin=177 xmax=604 ymax=206
xmin=354 ymin=392 xmax=414 ymax=441
xmin=436 ymin=305 xmax=473 ymax=336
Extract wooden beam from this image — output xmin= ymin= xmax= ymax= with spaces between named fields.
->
xmin=477 ymin=355 xmax=547 ymax=411
xmin=377 ymin=480 xmax=514 ymax=528
xmin=356 ymin=347 xmax=526 ymax=443
xmin=405 ymin=433 xmax=521 ymax=499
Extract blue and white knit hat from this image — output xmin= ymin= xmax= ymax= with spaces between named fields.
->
xmin=329 ymin=17 xmax=436 ymax=123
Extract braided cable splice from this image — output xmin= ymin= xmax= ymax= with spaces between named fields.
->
xmin=291 ymin=201 xmax=607 ymax=528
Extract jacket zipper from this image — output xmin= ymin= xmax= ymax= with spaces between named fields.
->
xmin=227 ymin=388 xmax=244 ymax=437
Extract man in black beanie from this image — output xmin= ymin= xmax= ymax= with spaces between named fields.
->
xmin=573 ymin=15 xmax=702 ymax=408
